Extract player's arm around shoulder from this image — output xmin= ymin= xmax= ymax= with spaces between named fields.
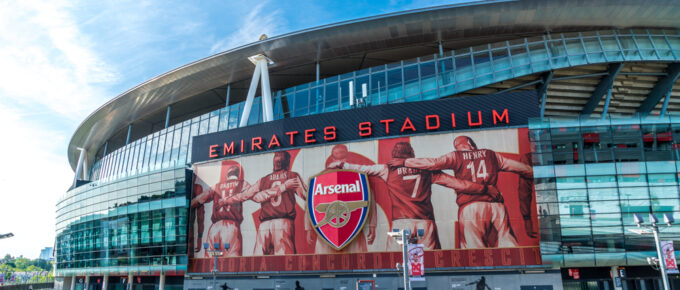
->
xmin=432 ymin=171 xmax=482 ymax=193
xmin=329 ymin=161 xmax=388 ymax=180
xmin=225 ymin=180 xmax=261 ymax=204
xmin=496 ymin=152 xmax=533 ymax=179
xmin=191 ymin=187 xmax=213 ymax=208
xmin=402 ymin=153 xmax=453 ymax=171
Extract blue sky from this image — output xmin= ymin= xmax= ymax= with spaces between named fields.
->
xmin=0 ymin=0 xmax=467 ymax=258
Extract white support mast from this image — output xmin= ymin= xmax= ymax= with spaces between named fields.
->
xmin=240 ymin=54 xmax=275 ymax=127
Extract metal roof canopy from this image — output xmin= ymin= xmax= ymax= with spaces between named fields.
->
xmin=68 ymin=0 xmax=680 ymax=171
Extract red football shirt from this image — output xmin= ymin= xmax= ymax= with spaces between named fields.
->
xmin=210 ymin=179 xmax=245 ymax=223
xmin=257 ymin=170 xmax=301 ymax=221
xmin=405 ymin=149 xmax=533 ymax=207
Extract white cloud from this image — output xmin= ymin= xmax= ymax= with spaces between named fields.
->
xmin=0 ymin=0 xmax=115 ymax=119
xmin=0 ymin=104 xmax=73 ymax=258
xmin=0 ymin=0 xmax=116 ymax=258
xmin=210 ymin=1 xmax=285 ymax=54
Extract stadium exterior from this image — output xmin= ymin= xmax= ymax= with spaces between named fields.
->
xmin=56 ymin=0 xmax=680 ymax=289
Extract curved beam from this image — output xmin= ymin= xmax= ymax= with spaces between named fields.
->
xmin=637 ymin=63 xmax=680 ymax=115
xmin=582 ymin=63 xmax=624 ymax=117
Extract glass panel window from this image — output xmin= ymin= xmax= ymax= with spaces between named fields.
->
xmin=557 ymin=189 xmax=587 ymax=202
xmin=588 ymin=187 xmax=618 ymax=201
xmin=648 ymin=185 xmax=679 ymax=199
xmin=178 ymin=126 xmax=190 ymax=166
xmin=228 ymin=104 xmax=241 ymax=129
xmin=618 ymin=174 xmax=647 ymax=187
xmin=324 ymin=82 xmax=339 ymax=112
xmin=619 ymin=194 xmax=650 ymax=214
xmin=556 ymin=177 xmax=586 ymax=189
xmin=419 ymin=61 xmax=436 ymax=90
xmin=589 ymin=200 xmax=621 ymax=214
xmin=370 ymin=71 xmax=386 ymax=105
xmin=149 ymin=136 xmax=159 ymax=171
xmin=586 ymin=175 xmax=616 ymax=188
xmin=162 ymin=137 xmax=177 ymax=171
xmin=169 ymin=128 xmax=182 ymax=167
xmin=218 ymin=108 xmax=229 ymax=131
xmin=402 ymin=65 xmax=419 ymax=100
xmin=651 ymin=198 xmax=680 ymax=212
xmin=387 ymin=68 xmax=402 ymax=103
xmin=559 ymin=202 xmax=590 ymax=216
xmin=293 ymin=90 xmax=309 ymax=117
xmin=642 ymin=124 xmax=674 ymax=161
xmin=208 ymin=115 xmax=219 ymax=133
xmin=247 ymin=98 xmax=261 ymax=125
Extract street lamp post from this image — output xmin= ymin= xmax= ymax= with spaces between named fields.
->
xmin=629 ymin=213 xmax=674 ymax=290
xmin=387 ymin=228 xmax=424 ymax=290
xmin=203 ymin=243 xmax=229 ymax=290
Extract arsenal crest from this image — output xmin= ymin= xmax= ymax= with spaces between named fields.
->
xmin=307 ymin=170 xmax=371 ymax=250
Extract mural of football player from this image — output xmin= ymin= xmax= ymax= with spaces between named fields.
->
xmin=191 ymin=162 xmax=246 ymax=257
xmin=329 ymin=142 xmax=501 ymax=251
xmin=389 ymin=135 xmax=534 ymax=248
xmin=314 ymin=144 xmax=377 ymax=253
xmin=518 ymin=153 xmax=536 ymax=238
xmin=189 ymin=183 xmax=206 ymax=254
xmin=225 ymin=151 xmax=310 ymax=255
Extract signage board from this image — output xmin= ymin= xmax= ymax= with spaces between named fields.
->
xmin=191 ymin=91 xmax=538 ymax=163
xmin=188 ymin=92 xmax=540 ymax=274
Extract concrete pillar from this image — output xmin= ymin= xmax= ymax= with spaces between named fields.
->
xmin=62 ymin=276 xmax=73 ymax=290
xmin=84 ymin=276 xmax=90 ymax=290
xmin=159 ymin=272 xmax=166 ymax=290
xmin=611 ymin=266 xmax=623 ymax=290
xmin=70 ymin=276 xmax=76 ymax=290
xmin=127 ymin=274 xmax=134 ymax=290
xmin=102 ymin=274 xmax=109 ymax=290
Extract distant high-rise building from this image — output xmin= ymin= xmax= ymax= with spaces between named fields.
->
xmin=39 ymin=247 xmax=53 ymax=261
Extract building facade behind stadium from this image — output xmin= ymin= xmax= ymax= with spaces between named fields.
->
xmin=55 ymin=0 xmax=680 ymax=289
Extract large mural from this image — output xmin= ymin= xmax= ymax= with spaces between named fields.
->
xmin=188 ymin=128 xmax=540 ymax=273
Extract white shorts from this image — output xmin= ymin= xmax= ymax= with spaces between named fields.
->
xmin=206 ymin=219 xmax=242 ymax=257
xmin=459 ymin=202 xmax=518 ymax=249
xmin=253 ymin=218 xmax=295 ymax=255
xmin=387 ymin=219 xmax=439 ymax=251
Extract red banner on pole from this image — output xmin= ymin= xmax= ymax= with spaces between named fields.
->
xmin=662 ymin=241 xmax=679 ymax=274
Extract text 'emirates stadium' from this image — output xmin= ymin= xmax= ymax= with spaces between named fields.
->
xmin=56 ymin=0 xmax=680 ymax=289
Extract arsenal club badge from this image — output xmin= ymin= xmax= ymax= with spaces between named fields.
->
xmin=307 ymin=170 xmax=371 ymax=250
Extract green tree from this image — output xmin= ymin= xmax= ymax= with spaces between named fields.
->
xmin=13 ymin=258 xmax=30 ymax=271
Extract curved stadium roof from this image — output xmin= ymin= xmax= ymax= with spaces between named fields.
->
xmin=68 ymin=0 xmax=680 ymax=170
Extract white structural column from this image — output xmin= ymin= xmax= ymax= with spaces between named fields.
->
xmin=70 ymin=276 xmax=76 ymax=290
xmin=81 ymin=152 xmax=89 ymax=180
xmin=611 ymin=266 xmax=622 ymax=290
xmin=239 ymin=60 xmax=262 ymax=127
xmin=72 ymin=148 xmax=86 ymax=187
xmin=159 ymin=272 xmax=166 ymax=290
xmin=260 ymin=57 xmax=274 ymax=121
xmin=239 ymin=54 xmax=274 ymax=127
xmin=102 ymin=274 xmax=109 ymax=290
xmin=128 ymin=274 xmax=134 ymax=290
xmin=84 ymin=276 xmax=90 ymax=290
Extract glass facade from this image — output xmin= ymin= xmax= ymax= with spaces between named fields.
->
xmin=531 ymin=115 xmax=680 ymax=267
xmin=55 ymin=169 xmax=188 ymax=276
